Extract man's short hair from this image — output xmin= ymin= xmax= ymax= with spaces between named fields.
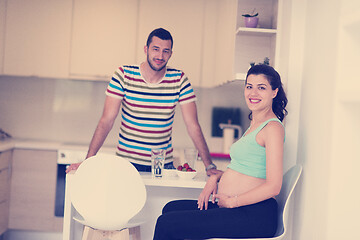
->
xmin=146 ymin=28 xmax=173 ymax=49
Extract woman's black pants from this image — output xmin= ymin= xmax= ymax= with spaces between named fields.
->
xmin=153 ymin=198 xmax=278 ymax=240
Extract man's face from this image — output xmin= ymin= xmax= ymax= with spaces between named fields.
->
xmin=145 ymin=36 xmax=172 ymax=72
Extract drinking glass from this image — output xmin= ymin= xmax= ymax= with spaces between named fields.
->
xmin=151 ymin=149 xmax=166 ymax=177
xmin=184 ymin=148 xmax=198 ymax=170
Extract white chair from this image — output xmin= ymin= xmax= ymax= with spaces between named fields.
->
xmin=209 ymin=164 xmax=302 ymax=240
xmin=70 ymin=154 xmax=147 ymax=240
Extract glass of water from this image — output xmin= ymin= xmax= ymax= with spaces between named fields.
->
xmin=151 ymin=149 xmax=166 ymax=177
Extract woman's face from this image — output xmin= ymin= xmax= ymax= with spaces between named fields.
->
xmin=244 ymin=74 xmax=278 ymax=113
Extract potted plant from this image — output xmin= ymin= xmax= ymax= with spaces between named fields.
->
xmin=250 ymin=57 xmax=270 ymax=68
xmin=242 ymin=8 xmax=259 ymax=28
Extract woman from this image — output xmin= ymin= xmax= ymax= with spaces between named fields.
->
xmin=153 ymin=64 xmax=288 ymax=240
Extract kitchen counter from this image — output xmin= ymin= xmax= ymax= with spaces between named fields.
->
xmin=63 ymin=171 xmax=208 ymax=240
xmin=0 ymin=138 xmax=116 ymax=153
xmin=141 ymin=172 xmax=207 ymax=189
xmin=0 ymin=139 xmax=63 ymax=151
xmin=0 ymin=139 xmax=15 ymax=152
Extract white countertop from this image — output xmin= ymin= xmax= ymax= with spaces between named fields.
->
xmin=140 ymin=172 xmax=207 ymax=189
xmin=0 ymin=138 xmax=116 ymax=152
xmin=0 ymin=138 xmax=62 ymax=151
xmin=0 ymin=139 xmax=15 ymax=152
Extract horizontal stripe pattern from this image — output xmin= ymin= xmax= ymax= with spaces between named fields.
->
xmin=106 ymin=65 xmax=196 ymax=165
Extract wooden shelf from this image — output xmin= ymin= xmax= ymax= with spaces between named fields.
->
xmin=235 ymin=72 xmax=247 ymax=81
xmin=236 ymin=27 xmax=277 ymax=36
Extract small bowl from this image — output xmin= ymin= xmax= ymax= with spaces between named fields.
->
xmin=176 ymin=170 xmax=197 ymax=179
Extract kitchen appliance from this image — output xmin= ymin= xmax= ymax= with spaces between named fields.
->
xmin=219 ymin=123 xmax=242 ymax=154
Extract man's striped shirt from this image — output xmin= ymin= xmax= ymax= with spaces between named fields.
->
xmin=106 ymin=65 xmax=197 ymax=165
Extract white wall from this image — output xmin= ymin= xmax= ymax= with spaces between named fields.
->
xmin=289 ymin=0 xmax=360 ymax=239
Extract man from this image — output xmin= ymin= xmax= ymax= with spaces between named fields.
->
xmin=66 ymin=28 xmax=219 ymax=175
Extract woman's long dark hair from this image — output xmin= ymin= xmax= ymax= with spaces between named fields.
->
xmin=246 ymin=64 xmax=288 ymax=122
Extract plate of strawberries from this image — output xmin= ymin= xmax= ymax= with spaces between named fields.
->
xmin=176 ymin=163 xmax=197 ymax=179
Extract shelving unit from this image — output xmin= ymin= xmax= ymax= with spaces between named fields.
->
xmin=234 ymin=0 xmax=281 ymax=80
xmin=236 ymin=27 xmax=277 ymax=35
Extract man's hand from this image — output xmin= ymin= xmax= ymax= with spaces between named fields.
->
xmin=206 ymin=168 xmax=223 ymax=176
xmin=65 ymin=162 xmax=82 ymax=173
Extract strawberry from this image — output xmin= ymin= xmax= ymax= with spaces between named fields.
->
xmin=183 ymin=163 xmax=190 ymax=169
xmin=177 ymin=165 xmax=183 ymax=171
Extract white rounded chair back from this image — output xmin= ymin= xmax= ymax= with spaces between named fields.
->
xmin=70 ymin=154 xmax=146 ymax=231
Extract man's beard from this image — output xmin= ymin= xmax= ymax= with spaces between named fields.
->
xmin=147 ymin=54 xmax=166 ymax=72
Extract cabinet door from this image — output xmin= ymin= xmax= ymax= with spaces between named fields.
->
xmin=136 ymin=0 xmax=205 ymax=87
xmin=8 ymin=149 xmax=62 ymax=231
xmin=3 ymin=0 xmax=72 ymax=78
xmin=0 ymin=200 xmax=9 ymax=235
xmin=201 ymin=0 xmax=237 ymax=87
xmin=69 ymin=0 xmax=138 ymax=80
xmin=0 ymin=149 xmax=13 ymax=235
xmin=0 ymin=151 xmax=11 ymax=202
xmin=0 ymin=0 xmax=6 ymax=74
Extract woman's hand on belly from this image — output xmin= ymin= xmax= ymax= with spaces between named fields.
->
xmin=197 ymin=173 xmax=222 ymax=210
xmin=214 ymin=193 xmax=237 ymax=208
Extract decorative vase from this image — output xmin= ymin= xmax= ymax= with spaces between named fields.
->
xmin=244 ymin=17 xmax=259 ymax=28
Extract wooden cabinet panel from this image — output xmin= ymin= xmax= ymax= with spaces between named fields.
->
xmin=3 ymin=0 xmax=72 ymax=78
xmin=201 ymin=0 xmax=237 ymax=87
xmin=136 ymin=0 xmax=237 ymax=87
xmin=136 ymin=0 xmax=205 ymax=87
xmin=0 ymin=200 xmax=9 ymax=235
xmin=0 ymin=150 xmax=11 ymax=170
xmin=8 ymin=149 xmax=62 ymax=232
xmin=0 ymin=150 xmax=12 ymax=202
xmin=0 ymin=149 xmax=12 ymax=235
xmin=0 ymin=168 xmax=9 ymax=202
xmin=69 ymin=0 xmax=138 ymax=80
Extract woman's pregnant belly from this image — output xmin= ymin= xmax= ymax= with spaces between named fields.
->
xmin=217 ymin=168 xmax=265 ymax=197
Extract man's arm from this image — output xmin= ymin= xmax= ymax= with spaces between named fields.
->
xmin=180 ymin=102 xmax=220 ymax=175
xmin=86 ymin=96 xmax=122 ymax=158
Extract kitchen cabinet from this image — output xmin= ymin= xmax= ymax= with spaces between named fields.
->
xmin=69 ymin=0 xmax=138 ymax=81
xmin=0 ymin=149 xmax=13 ymax=236
xmin=234 ymin=0 xmax=282 ymax=80
xmin=136 ymin=0 xmax=237 ymax=87
xmin=3 ymin=0 xmax=72 ymax=78
xmin=136 ymin=0 xmax=205 ymax=87
xmin=201 ymin=0 xmax=238 ymax=87
xmin=0 ymin=0 xmax=6 ymax=75
xmin=8 ymin=149 xmax=62 ymax=232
